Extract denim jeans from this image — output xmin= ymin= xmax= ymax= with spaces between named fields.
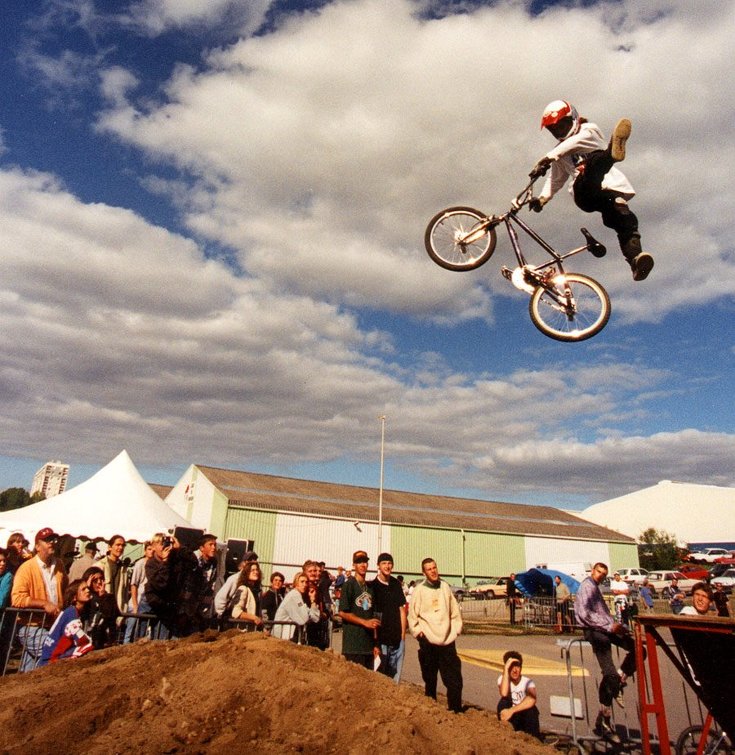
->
xmin=379 ymin=639 xmax=405 ymax=683
xmin=123 ymin=599 xmax=153 ymax=644
xmin=18 ymin=625 xmax=48 ymax=672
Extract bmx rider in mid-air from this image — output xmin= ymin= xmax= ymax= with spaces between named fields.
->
xmin=528 ymin=100 xmax=654 ymax=282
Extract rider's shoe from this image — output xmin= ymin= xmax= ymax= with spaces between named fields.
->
xmin=614 ymin=687 xmax=625 ymax=709
xmin=594 ymin=714 xmax=622 ymax=745
xmin=630 ymin=252 xmax=654 ymax=281
xmin=609 ymin=119 xmax=631 ymax=162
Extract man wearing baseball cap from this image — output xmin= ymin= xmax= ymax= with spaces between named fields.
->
xmin=337 ymin=550 xmax=380 ymax=668
xmin=11 ymin=527 xmax=68 ymax=671
xmin=371 ymin=552 xmax=407 ymax=683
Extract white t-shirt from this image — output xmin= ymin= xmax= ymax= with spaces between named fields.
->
xmin=497 ymin=674 xmax=536 ymax=705
xmin=610 ymin=579 xmax=630 ymax=603
xmin=679 ymin=606 xmax=710 ymax=616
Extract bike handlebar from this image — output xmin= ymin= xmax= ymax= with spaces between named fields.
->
xmin=510 ymin=177 xmax=540 ymax=211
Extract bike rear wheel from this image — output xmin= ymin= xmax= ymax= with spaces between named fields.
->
xmin=676 ymin=724 xmax=732 ymax=755
xmin=424 ymin=206 xmax=497 ymax=271
xmin=529 ymin=272 xmax=610 ymax=342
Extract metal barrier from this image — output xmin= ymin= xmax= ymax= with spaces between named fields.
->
xmin=225 ymin=618 xmax=307 ymax=644
xmin=557 ymin=636 xmax=647 ymax=752
xmin=0 ymin=606 xmax=314 ymax=676
xmin=0 ymin=607 xmax=55 ymax=675
xmin=523 ymin=597 xmax=577 ymax=632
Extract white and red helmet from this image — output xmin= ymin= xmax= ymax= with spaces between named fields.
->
xmin=541 ymin=100 xmax=580 ymax=140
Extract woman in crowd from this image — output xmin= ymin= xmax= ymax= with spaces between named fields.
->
xmin=39 ymin=580 xmax=94 ymax=665
xmin=231 ymin=561 xmax=264 ymax=628
xmin=0 ymin=549 xmax=11 ymax=609
xmin=5 ymin=533 xmax=31 ymax=574
xmin=260 ymin=571 xmax=286 ymax=621
xmin=272 ymin=571 xmax=320 ymax=641
xmin=83 ymin=566 xmax=120 ymax=648
xmin=0 ymin=548 xmax=13 ymax=664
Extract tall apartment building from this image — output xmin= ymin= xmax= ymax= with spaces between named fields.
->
xmin=30 ymin=460 xmax=70 ymax=499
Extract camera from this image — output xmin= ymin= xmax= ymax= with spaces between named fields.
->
xmin=162 ymin=536 xmax=173 ymax=549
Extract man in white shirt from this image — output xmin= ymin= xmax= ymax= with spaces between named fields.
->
xmin=497 ymin=651 xmax=541 ymax=740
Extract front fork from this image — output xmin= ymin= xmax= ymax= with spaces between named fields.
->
xmin=502 ymin=265 xmax=577 ymax=318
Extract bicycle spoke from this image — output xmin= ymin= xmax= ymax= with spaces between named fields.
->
xmin=424 ymin=207 xmax=497 ymax=271
xmin=529 ymin=273 xmax=610 ymax=342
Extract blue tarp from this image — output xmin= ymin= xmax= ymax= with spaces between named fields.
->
xmin=514 ymin=568 xmax=581 ymax=597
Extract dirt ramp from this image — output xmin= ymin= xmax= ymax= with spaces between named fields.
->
xmin=0 ymin=631 xmax=551 ymax=754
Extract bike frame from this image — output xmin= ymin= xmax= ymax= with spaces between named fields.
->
xmin=503 ymin=212 xmax=591 ymax=275
xmin=483 ymin=180 xmax=598 ymax=277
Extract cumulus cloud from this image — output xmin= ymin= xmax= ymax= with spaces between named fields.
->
xmin=4 ymin=165 xmax=730 ymax=500
xmin=124 ymin=0 xmax=271 ymax=36
xmin=3 ymin=0 xmax=735 ymax=503
xmin=93 ymin=0 xmax=735 ymax=325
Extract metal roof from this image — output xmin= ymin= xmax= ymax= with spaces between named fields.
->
xmin=190 ymin=465 xmax=632 ymax=543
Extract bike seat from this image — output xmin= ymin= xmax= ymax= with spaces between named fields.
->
xmin=581 ymin=228 xmax=606 ymax=258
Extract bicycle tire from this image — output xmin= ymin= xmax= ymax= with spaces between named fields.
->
xmin=676 ymin=724 xmax=733 ymax=755
xmin=529 ymin=272 xmax=610 ymax=342
xmin=424 ymin=206 xmax=497 ymax=271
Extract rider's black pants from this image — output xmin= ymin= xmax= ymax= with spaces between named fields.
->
xmin=573 ymin=150 xmax=639 ymax=256
xmin=583 ymin=628 xmax=638 ymax=707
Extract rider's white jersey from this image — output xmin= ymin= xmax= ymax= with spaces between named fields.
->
xmin=538 ymin=121 xmax=635 ymax=202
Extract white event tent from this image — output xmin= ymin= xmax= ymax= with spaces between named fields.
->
xmin=580 ymin=480 xmax=735 ymax=547
xmin=0 ymin=450 xmax=191 ymax=543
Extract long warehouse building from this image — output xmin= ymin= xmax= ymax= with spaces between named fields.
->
xmin=164 ymin=464 xmax=636 ymax=583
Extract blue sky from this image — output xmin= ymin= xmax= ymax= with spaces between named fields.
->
xmin=1 ymin=0 xmax=733 ymax=511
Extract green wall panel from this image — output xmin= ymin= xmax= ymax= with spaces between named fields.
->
xmin=608 ymin=541 xmax=640 ymax=571
xmin=389 ymin=525 xmax=526 ymax=584
xmin=462 ymin=530 xmax=526 ymax=582
xmin=390 ymin=525 xmax=465 ymax=582
xmin=223 ymin=507 xmax=277 ymax=570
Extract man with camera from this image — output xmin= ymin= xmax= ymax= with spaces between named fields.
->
xmin=144 ymin=532 xmax=193 ymax=638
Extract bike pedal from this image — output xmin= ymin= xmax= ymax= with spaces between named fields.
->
xmin=501 ymin=267 xmax=513 ymax=281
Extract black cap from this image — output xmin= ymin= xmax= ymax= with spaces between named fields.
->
xmin=377 ymin=552 xmax=393 ymax=564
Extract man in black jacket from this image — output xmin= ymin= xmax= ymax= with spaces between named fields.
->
xmin=506 ymin=573 xmax=519 ymax=625
xmin=145 ymin=533 xmax=199 ymax=638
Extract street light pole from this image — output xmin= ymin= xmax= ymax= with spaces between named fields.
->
xmin=378 ymin=414 xmax=386 ymax=555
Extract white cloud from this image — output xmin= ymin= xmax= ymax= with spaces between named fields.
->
xmin=4 ymin=0 xmax=735 ymax=503
xmin=93 ymin=0 xmax=735 ymax=325
xmin=125 ymin=0 xmax=271 ymax=36
xmin=4 ymin=165 xmax=732 ymax=500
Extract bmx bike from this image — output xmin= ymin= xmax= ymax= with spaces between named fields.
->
xmin=424 ymin=177 xmax=611 ymax=342
xmin=676 ymin=712 xmax=732 ymax=755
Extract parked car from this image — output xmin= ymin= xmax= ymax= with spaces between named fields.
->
xmin=686 ymin=547 xmax=732 ymax=563
xmin=710 ymin=569 xmax=735 ymax=591
xmin=470 ymin=577 xmax=509 ymax=599
xmin=713 ymin=555 xmax=735 ymax=565
xmin=646 ymin=571 xmax=697 ymax=596
xmin=450 ymin=585 xmax=467 ymax=601
xmin=710 ymin=562 xmax=735 ymax=581
xmin=616 ymin=568 xmax=649 ymax=584
xmin=677 ymin=563 xmax=710 ymax=581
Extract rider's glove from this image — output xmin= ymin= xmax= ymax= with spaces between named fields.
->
xmin=529 ymin=197 xmax=547 ymax=213
xmin=529 ymin=156 xmax=552 ymax=180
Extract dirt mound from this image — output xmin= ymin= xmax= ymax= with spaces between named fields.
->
xmin=0 ymin=631 xmax=551 ymax=754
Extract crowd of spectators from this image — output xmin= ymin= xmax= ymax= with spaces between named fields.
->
xmin=0 ymin=528 xmax=421 ymax=677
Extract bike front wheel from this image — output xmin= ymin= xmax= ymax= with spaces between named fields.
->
xmin=424 ymin=206 xmax=497 ymax=271
xmin=529 ymin=272 xmax=611 ymax=342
